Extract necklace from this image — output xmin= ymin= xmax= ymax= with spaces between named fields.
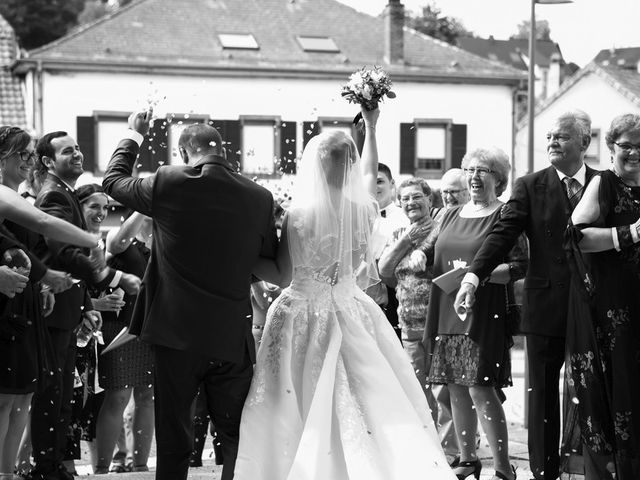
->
xmin=469 ymin=200 xmax=495 ymax=211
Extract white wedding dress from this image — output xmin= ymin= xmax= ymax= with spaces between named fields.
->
xmin=234 ymin=131 xmax=455 ymax=480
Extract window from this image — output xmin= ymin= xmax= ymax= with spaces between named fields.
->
xmin=96 ymin=115 xmax=128 ymax=173
xmin=584 ymin=129 xmax=600 ymax=166
xmin=296 ymin=36 xmax=340 ymax=53
xmin=162 ymin=114 xmax=209 ymax=165
xmin=318 ymin=118 xmax=354 ymax=137
xmin=317 ymin=117 xmax=364 ymax=156
xmin=242 ymin=120 xmax=278 ymax=175
xmin=399 ymin=120 xmax=467 ymax=177
xmin=416 ymin=125 xmax=447 ymax=174
xmin=217 ymin=33 xmax=259 ymax=50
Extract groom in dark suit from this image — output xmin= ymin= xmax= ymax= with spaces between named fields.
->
xmin=455 ymin=111 xmax=597 ymax=480
xmin=103 ymin=111 xmax=278 ymax=480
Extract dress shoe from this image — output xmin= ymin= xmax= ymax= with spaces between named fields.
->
xmin=454 ymin=459 xmax=482 ymax=480
xmin=492 ymin=464 xmax=517 ymax=480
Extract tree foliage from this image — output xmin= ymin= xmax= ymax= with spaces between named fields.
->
xmin=0 ymin=0 xmax=85 ymax=49
xmin=0 ymin=0 xmax=136 ymax=50
xmin=511 ymin=19 xmax=552 ymax=41
xmin=406 ymin=3 xmax=473 ymax=45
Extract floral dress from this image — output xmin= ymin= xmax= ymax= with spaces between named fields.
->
xmin=564 ymin=169 xmax=640 ymax=480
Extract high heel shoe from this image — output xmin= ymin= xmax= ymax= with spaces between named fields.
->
xmin=453 ymin=459 xmax=482 ymax=480
xmin=493 ymin=464 xmax=517 ymax=480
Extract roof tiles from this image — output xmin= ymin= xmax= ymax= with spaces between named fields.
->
xmin=0 ymin=15 xmax=26 ymax=127
xmin=25 ymin=0 xmax=523 ymax=82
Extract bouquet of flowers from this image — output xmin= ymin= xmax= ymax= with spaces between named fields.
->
xmin=341 ymin=66 xmax=396 ymax=125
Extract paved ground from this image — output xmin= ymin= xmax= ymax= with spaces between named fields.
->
xmin=68 ymin=347 xmax=584 ymax=479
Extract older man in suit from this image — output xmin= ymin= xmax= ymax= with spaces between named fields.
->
xmin=103 ymin=111 xmax=278 ymax=480
xmin=29 ymin=132 xmax=140 ymax=480
xmin=455 ymin=110 xmax=597 ymax=480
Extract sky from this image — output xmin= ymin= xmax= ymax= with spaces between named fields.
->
xmin=337 ymin=0 xmax=640 ymax=68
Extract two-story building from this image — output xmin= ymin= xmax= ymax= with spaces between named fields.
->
xmin=13 ymin=0 xmax=524 ymax=189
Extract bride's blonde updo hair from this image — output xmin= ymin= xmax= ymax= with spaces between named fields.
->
xmin=314 ymin=131 xmax=358 ymax=188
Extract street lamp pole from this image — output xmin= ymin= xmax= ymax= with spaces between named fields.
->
xmin=527 ymin=0 xmax=536 ymax=175
xmin=527 ymin=0 xmax=573 ymax=175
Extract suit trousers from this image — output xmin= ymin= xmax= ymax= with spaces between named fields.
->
xmin=526 ymin=334 xmax=566 ymax=480
xmin=153 ymin=344 xmax=253 ymax=480
xmin=31 ymin=327 xmax=77 ymax=471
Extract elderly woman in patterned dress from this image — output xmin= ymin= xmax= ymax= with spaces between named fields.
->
xmin=379 ymin=177 xmax=438 ymax=418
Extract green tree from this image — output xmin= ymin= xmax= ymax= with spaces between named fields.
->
xmin=511 ymin=19 xmax=552 ymax=41
xmin=406 ymin=3 xmax=473 ymax=45
xmin=76 ymin=0 xmax=136 ymax=29
xmin=0 ymin=0 xmax=86 ymax=49
xmin=78 ymin=0 xmax=114 ymax=24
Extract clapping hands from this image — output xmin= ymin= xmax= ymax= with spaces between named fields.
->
xmin=92 ymin=289 xmax=126 ymax=313
xmin=42 ymin=268 xmax=74 ymax=294
xmin=0 ymin=248 xmax=30 ymax=298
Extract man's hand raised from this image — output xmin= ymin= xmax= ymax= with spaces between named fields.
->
xmin=128 ymin=109 xmax=153 ymax=137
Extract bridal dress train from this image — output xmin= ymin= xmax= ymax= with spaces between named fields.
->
xmin=234 ymin=130 xmax=455 ymax=480
xmin=234 ymin=268 xmax=455 ymax=480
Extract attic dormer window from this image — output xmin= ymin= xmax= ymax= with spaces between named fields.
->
xmin=296 ymin=36 xmax=340 ymax=53
xmin=218 ymin=34 xmax=259 ymax=50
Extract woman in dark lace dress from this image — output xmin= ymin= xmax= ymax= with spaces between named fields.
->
xmin=565 ymin=114 xmax=640 ymax=480
xmin=93 ymin=211 xmax=154 ymax=473
xmin=424 ymin=148 xmax=528 ymax=480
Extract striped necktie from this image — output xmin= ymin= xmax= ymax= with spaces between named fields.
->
xmin=563 ymin=177 xmax=583 ymax=210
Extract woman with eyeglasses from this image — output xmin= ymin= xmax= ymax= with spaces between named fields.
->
xmin=423 ymin=147 xmax=528 ymax=480
xmin=378 ymin=177 xmax=439 ymax=418
xmin=0 ymin=125 xmax=98 ymax=479
xmin=563 ymin=114 xmax=640 ymax=480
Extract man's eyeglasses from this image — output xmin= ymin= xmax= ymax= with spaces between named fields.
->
xmin=546 ymin=133 xmax=572 ymax=143
xmin=613 ymin=142 xmax=640 ymax=154
xmin=441 ymin=189 xmax=464 ymax=195
xmin=399 ymin=193 xmax=426 ymax=204
xmin=18 ymin=151 xmax=37 ymax=163
xmin=463 ymin=167 xmax=494 ymax=177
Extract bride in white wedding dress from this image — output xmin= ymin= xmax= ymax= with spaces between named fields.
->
xmin=234 ymin=108 xmax=455 ymax=480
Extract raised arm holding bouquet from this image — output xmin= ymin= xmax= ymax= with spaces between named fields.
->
xmin=341 ymin=66 xmax=396 ymax=127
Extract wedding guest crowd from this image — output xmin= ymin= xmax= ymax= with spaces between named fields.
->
xmin=0 ymin=104 xmax=637 ymax=480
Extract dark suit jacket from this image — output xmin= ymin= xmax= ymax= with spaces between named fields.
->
xmin=469 ymin=165 xmax=597 ymax=337
xmin=35 ymin=173 xmax=108 ymax=330
xmin=103 ymin=138 xmax=278 ymax=364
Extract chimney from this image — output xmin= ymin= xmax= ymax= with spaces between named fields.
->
xmin=384 ymin=0 xmax=404 ymax=65
xmin=547 ymin=52 xmax=562 ymax=98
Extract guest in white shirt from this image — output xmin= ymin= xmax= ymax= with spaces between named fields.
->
xmin=370 ymin=163 xmax=409 ymax=339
